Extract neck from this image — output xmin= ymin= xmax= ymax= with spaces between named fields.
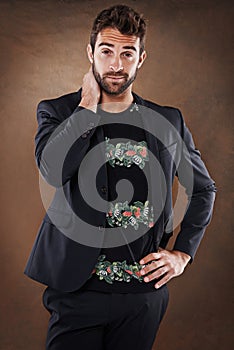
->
xmin=100 ymin=87 xmax=134 ymax=113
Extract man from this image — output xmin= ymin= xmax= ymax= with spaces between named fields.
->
xmin=24 ymin=5 xmax=216 ymax=350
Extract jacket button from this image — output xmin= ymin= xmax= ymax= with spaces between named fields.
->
xmin=101 ymin=186 xmax=107 ymax=193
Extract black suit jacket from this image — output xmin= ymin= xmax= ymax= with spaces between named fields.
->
xmin=24 ymin=89 xmax=216 ymax=292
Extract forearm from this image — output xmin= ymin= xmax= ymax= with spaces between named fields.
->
xmin=173 ymin=184 xmax=216 ymax=260
xmin=36 ymin=101 xmax=100 ymax=187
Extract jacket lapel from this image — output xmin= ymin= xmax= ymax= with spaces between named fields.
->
xmin=133 ymin=93 xmax=165 ymax=248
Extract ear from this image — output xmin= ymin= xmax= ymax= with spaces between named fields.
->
xmin=87 ymin=44 xmax=94 ymax=64
xmin=137 ymin=50 xmax=147 ymax=69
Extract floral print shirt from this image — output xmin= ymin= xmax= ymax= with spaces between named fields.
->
xmin=79 ymin=104 xmax=157 ymax=293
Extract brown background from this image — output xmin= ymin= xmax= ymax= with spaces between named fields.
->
xmin=0 ymin=0 xmax=233 ymax=349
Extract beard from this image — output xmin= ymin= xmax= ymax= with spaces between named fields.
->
xmin=92 ymin=62 xmax=138 ymax=96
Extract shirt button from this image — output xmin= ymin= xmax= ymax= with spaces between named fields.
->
xmin=101 ymin=186 xmax=107 ymax=193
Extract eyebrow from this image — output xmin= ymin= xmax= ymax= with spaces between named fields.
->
xmin=98 ymin=43 xmax=137 ymax=52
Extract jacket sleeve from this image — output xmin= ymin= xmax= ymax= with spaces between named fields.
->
xmin=35 ymin=100 xmax=101 ymax=187
xmin=168 ymin=108 xmax=217 ymax=261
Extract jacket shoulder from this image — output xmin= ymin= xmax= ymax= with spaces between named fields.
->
xmin=37 ymin=89 xmax=82 ymax=118
xmin=139 ymin=96 xmax=182 ymax=130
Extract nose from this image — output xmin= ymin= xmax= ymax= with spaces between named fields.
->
xmin=109 ymin=55 xmax=123 ymax=72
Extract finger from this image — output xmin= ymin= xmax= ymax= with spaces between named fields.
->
xmin=139 ymin=252 xmax=161 ymax=265
xmin=143 ymin=265 xmax=168 ymax=282
xmin=154 ymin=272 xmax=173 ymax=289
xmin=140 ymin=260 xmax=164 ymax=276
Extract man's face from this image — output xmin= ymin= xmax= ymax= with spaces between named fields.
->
xmin=89 ymin=28 xmax=146 ymax=95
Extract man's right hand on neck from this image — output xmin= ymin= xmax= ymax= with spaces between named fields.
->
xmin=79 ymin=66 xmax=101 ymax=113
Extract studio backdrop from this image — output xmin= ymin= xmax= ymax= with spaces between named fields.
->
xmin=0 ymin=1 xmax=232 ymax=349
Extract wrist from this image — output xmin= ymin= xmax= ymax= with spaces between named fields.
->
xmin=79 ymin=96 xmax=99 ymax=113
xmin=172 ymin=250 xmax=191 ymax=266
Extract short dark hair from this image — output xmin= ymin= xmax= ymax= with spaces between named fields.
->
xmin=90 ymin=5 xmax=147 ymax=55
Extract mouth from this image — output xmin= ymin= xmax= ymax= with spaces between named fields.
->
xmin=106 ymin=76 xmax=125 ymax=80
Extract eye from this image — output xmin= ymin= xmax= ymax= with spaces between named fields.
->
xmin=102 ymin=49 xmax=112 ymax=55
xmin=122 ymin=52 xmax=133 ymax=58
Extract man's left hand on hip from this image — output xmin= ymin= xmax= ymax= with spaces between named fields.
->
xmin=139 ymin=249 xmax=191 ymax=289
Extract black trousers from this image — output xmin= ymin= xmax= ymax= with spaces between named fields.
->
xmin=42 ymin=285 xmax=169 ymax=350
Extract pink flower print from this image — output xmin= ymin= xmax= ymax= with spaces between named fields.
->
xmin=139 ymin=147 xmax=147 ymax=158
xmin=125 ymin=269 xmax=133 ymax=275
xmin=108 ymin=211 xmax=112 ymax=216
xmin=122 ymin=211 xmax=132 ymax=217
xmin=107 ymin=267 xmax=111 ymax=274
xmin=135 ymin=271 xmax=142 ymax=277
xmin=125 ymin=150 xmax=136 ymax=156
xmin=148 ymin=222 xmax=154 ymax=228
xmin=134 ymin=207 xmax=141 ymax=218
